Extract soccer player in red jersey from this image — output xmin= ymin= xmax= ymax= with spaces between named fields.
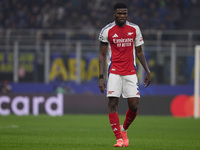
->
xmin=98 ymin=2 xmax=151 ymax=147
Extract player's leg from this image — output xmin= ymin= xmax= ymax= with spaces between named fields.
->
xmin=120 ymin=97 xmax=139 ymax=147
xmin=108 ymin=97 xmax=123 ymax=147
xmin=107 ymin=73 xmax=123 ymax=147
xmin=121 ymin=74 xmax=140 ymax=146
xmin=123 ymin=97 xmax=139 ymax=130
xmin=121 ymin=74 xmax=140 ymax=130
xmin=108 ymin=97 xmax=120 ymax=135
xmin=108 ymin=97 xmax=119 ymax=113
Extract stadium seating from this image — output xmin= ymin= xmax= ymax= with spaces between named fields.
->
xmin=0 ymin=0 xmax=194 ymax=30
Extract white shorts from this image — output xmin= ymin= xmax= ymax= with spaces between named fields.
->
xmin=107 ymin=73 xmax=140 ymax=98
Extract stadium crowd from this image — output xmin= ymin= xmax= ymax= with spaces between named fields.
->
xmin=0 ymin=0 xmax=194 ymax=30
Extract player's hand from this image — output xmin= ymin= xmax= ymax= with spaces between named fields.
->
xmin=99 ymin=78 xmax=106 ymax=94
xmin=144 ymin=72 xmax=151 ymax=88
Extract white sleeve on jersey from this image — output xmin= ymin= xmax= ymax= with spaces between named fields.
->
xmin=134 ymin=26 xmax=144 ymax=47
xmin=99 ymin=28 xmax=109 ymax=43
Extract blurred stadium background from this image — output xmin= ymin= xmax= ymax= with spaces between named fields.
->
xmin=0 ymin=0 xmax=200 ymax=117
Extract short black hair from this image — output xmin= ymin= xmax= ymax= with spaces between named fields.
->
xmin=114 ymin=3 xmax=127 ymax=11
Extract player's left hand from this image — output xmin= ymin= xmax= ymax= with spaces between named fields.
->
xmin=144 ymin=72 xmax=151 ymax=88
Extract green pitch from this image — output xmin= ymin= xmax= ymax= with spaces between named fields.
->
xmin=0 ymin=115 xmax=200 ymax=150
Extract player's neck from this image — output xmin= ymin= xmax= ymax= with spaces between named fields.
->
xmin=115 ymin=21 xmax=126 ymax=27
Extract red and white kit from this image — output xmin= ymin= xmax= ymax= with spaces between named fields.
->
xmin=99 ymin=21 xmax=144 ymax=98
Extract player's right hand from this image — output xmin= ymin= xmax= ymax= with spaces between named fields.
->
xmin=98 ymin=78 xmax=106 ymax=94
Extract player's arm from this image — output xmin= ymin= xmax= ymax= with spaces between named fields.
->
xmin=99 ymin=42 xmax=108 ymax=93
xmin=135 ymin=45 xmax=151 ymax=88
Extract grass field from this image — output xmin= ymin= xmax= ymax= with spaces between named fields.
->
xmin=0 ymin=115 xmax=200 ymax=150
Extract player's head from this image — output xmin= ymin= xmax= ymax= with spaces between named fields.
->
xmin=113 ymin=3 xmax=128 ymax=26
xmin=114 ymin=3 xmax=127 ymax=11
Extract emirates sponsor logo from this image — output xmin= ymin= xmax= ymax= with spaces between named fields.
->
xmin=113 ymin=38 xmax=133 ymax=43
xmin=113 ymin=38 xmax=133 ymax=47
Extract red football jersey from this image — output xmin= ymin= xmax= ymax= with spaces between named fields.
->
xmin=99 ymin=21 xmax=144 ymax=75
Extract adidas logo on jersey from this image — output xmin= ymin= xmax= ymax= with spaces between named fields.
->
xmin=112 ymin=33 xmax=118 ymax=38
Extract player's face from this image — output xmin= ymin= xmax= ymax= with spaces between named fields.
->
xmin=114 ymin=8 xmax=128 ymax=26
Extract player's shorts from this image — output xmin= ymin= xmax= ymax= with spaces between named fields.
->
xmin=107 ymin=73 xmax=140 ymax=98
